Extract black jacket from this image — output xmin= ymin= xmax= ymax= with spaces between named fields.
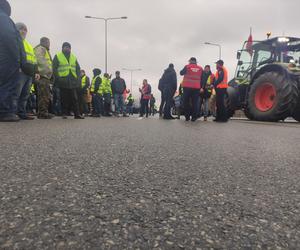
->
xmin=0 ymin=7 xmax=25 ymax=81
xmin=52 ymin=52 xmax=81 ymax=89
xmin=214 ymin=68 xmax=224 ymax=88
xmin=159 ymin=67 xmax=177 ymax=93
xmin=111 ymin=77 xmax=126 ymax=95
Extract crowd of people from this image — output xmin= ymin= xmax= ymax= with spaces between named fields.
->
xmin=159 ymin=58 xmax=229 ymax=122
xmin=0 ymin=0 xmax=229 ymax=123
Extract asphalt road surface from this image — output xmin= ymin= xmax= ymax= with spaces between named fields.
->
xmin=0 ymin=116 xmax=299 ymax=249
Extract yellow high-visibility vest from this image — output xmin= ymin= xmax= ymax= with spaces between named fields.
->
xmin=56 ymin=52 xmax=77 ymax=78
xmin=99 ymin=77 xmax=112 ymax=95
xmin=81 ymin=75 xmax=87 ymax=88
xmin=23 ymin=39 xmax=37 ymax=65
xmin=91 ymin=75 xmax=101 ymax=93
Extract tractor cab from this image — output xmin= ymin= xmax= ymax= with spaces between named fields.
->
xmin=235 ymin=37 xmax=300 ymax=82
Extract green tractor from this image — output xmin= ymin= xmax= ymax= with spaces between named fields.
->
xmin=228 ymin=36 xmax=300 ymax=122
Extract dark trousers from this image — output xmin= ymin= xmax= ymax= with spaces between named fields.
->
xmin=216 ymin=88 xmax=228 ymax=121
xmin=163 ymin=88 xmax=174 ymax=118
xmin=92 ymin=93 xmax=100 ymax=115
xmin=77 ymin=88 xmax=88 ymax=115
xmin=60 ymin=88 xmax=80 ymax=117
xmin=0 ymin=62 xmax=20 ymax=118
xmin=103 ymin=93 xmax=111 ymax=115
xmin=140 ymin=99 xmax=149 ymax=117
xmin=52 ymin=87 xmax=62 ymax=115
xmin=159 ymin=91 xmax=166 ymax=116
xmin=183 ymin=87 xmax=200 ymax=120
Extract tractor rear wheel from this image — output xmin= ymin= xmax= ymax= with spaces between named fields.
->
xmin=247 ymin=72 xmax=297 ymax=121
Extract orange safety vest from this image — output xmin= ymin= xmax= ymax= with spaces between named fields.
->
xmin=215 ymin=66 xmax=228 ymax=89
xmin=182 ymin=64 xmax=202 ymax=89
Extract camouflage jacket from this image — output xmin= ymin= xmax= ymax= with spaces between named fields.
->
xmin=34 ymin=45 xmax=53 ymax=79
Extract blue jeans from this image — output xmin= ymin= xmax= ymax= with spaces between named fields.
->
xmin=127 ymin=105 xmax=133 ymax=115
xmin=16 ymin=72 xmax=32 ymax=118
xmin=26 ymin=93 xmax=36 ymax=113
xmin=114 ymin=93 xmax=125 ymax=114
xmin=200 ymin=97 xmax=209 ymax=118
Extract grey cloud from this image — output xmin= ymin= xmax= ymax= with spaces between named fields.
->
xmin=9 ymin=0 xmax=300 ymax=97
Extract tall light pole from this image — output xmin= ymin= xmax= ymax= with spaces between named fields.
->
xmin=122 ymin=68 xmax=142 ymax=93
xmin=85 ymin=15 xmax=127 ymax=73
xmin=204 ymin=42 xmax=222 ymax=60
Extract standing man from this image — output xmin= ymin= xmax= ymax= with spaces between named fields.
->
xmin=214 ymin=60 xmax=229 ymax=122
xmin=200 ymin=65 xmax=214 ymax=121
xmin=52 ymin=42 xmax=84 ymax=119
xmin=180 ymin=57 xmax=203 ymax=122
xmin=111 ymin=71 xmax=127 ymax=117
xmin=34 ymin=37 xmax=54 ymax=119
xmin=160 ymin=63 xmax=177 ymax=120
xmin=15 ymin=22 xmax=40 ymax=120
xmin=0 ymin=0 xmax=25 ymax=122
xmin=90 ymin=68 xmax=102 ymax=117
xmin=79 ymin=69 xmax=90 ymax=115
xmin=99 ymin=73 xmax=112 ymax=117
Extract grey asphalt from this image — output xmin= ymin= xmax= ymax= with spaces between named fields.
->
xmin=0 ymin=116 xmax=299 ymax=249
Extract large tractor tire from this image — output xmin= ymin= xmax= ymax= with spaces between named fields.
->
xmin=247 ymin=72 xmax=298 ymax=122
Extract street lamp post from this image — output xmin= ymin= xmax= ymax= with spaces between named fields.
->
xmin=85 ymin=15 xmax=127 ymax=73
xmin=204 ymin=42 xmax=222 ymax=60
xmin=122 ymin=68 xmax=142 ymax=93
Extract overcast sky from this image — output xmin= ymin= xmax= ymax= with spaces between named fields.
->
xmin=9 ymin=0 xmax=300 ymax=98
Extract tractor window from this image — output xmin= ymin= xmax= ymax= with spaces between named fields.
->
xmin=255 ymin=50 xmax=272 ymax=67
xmin=236 ymin=50 xmax=252 ymax=78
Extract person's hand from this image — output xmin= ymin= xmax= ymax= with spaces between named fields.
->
xmin=200 ymin=88 xmax=204 ymax=93
xmin=35 ymin=74 xmax=40 ymax=81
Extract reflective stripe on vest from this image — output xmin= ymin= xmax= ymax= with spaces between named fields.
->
xmin=215 ymin=66 xmax=229 ymax=89
xmin=91 ymin=75 xmax=101 ymax=93
xmin=56 ymin=52 xmax=77 ymax=78
xmin=23 ymin=39 xmax=37 ymax=65
xmin=182 ymin=64 xmax=202 ymax=89
xmin=30 ymin=84 xmax=35 ymax=94
xmin=81 ymin=75 xmax=87 ymax=88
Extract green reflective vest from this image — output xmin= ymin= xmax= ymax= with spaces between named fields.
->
xmin=207 ymin=75 xmax=213 ymax=93
xmin=99 ymin=77 xmax=112 ymax=95
xmin=56 ymin=52 xmax=77 ymax=78
xmin=81 ymin=75 xmax=87 ymax=89
xmin=91 ymin=75 xmax=101 ymax=93
xmin=23 ymin=39 xmax=37 ymax=65
xmin=127 ymin=96 xmax=134 ymax=102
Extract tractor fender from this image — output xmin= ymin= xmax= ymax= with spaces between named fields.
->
xmin=250 ymin=64 xmax=291 ymax=85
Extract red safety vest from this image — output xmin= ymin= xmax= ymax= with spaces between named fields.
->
xmin=182 ymin=64 xmax=202 ymax=89
xmin=215 ymin=66 xmax=228 ymax=89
